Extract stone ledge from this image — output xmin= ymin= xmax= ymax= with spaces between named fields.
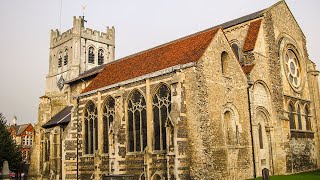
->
xmin=290 ymin=130 xmax=314 ymax=139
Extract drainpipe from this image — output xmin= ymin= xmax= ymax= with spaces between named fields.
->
xmin=76 ymin=97 xmax=79 ymax=180
xmin=247 ymin=80 xmax=256 ymax=178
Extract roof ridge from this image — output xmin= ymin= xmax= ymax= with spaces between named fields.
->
xmin=111 ymin=26 xmax=221 ymax=64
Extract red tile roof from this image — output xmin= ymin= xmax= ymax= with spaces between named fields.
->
xmin=82 ymin=27 xmax=220 ymax=93
xmin=243 ymin=19 xmax=262 ymax=52
xmin=242 ymin=64 xmax=255 ymax=74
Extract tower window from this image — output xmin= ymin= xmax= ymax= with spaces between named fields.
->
xmin=88 ymin=47 xmax=95 ymax=64
xmin=152 ymin=84 xmax=171 ymax=151
xmin=58 ymin=51 xmax=62 ymax=68
xmin=64 ymin=49 xmax=68 ymax=65
xmin=127 ymin=90 xmax=147 ymax=152
xmin=98 ymin=49 xmax=104 ymax=65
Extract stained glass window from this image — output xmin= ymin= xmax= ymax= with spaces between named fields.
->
xmin=153 ymin=84 xmax=171 ymax=151
xmin=128 ymin=90 xmax=147 ymax=152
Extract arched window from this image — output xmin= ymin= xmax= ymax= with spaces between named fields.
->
xmin=128 ymin=90 xmax=147 ymax=152
xmin=153 ymin=84 xmax=171 ymax=151
xmin=58 ymin=51 xmax=62 ymax=68
xmin=258 ymin=124 xmax=263 ymax=149
xmin=84 ymin=101 xmax=98 ymax=154
xmin=64 ymin=49 xmax=68 ymax=65
xmin=102 ymin=96 xmax=115 ymax=153
xmin=98 ymin=49 xmax=104 ymax=65
xmin=297 ymin=105 xmax=302 ymax=130
xmin=305 ymin=106 xmax=311 ymax=131
xmin=288 ymin=103 xmax=295 ymax=129
xmin=88 ymin=47 xmax=95 ymax=64
xmin=224 ymin=110 xmax=236 ymax=145
xmin=221 ymin=51 xmax=229 ymax=75
xmin=231 ymin=43 xmax=240 ymax=60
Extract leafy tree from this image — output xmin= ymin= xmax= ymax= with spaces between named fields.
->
xmin=0 ymin=113 xmax=22 ymax=172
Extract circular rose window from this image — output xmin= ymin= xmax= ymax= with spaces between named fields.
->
xmin=285 ymin=49 xmax=301 ymax=89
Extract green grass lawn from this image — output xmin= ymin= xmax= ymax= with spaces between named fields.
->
xmin=248 ymin=169 xmax=320 ymax=180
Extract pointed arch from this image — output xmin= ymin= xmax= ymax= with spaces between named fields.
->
xmin=88 ymin=46 xmax=95 ymax=64
xmin=296 ymin=103 xmax=302 ymax=130
xmin=84 ymin=100 xmax=98 ymax=154
xmin=288 ymin=101 xmax=295 ymax=130
xmin=152 ymin=83 xmax=171 ymax=151
xmin=102 ymin=96 xmax=115 ymax=153
xmin=127 ymin=89 xmax=147 ymax=152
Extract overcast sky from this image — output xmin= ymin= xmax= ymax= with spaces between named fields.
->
xmin=0 ymin=0 xmax=319 ymax=125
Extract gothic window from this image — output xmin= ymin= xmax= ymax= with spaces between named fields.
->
xmin=98 ymin=49 xmax=104 ymax=65
xmin=103 ymin=96 xmax=115 ymax=153
xmin=305 ymin=106 xmax=311 ymax=131
xmin=288 ymin=103 xmax=296 ymax=129
xmin=221 ymin=51 xmax=229 ymax=75
xmin=127 ymin=90 xmax=147 ymax=152
xmin=64 ymin=49 xmax=68 ymax=65
xmin=258 ymin=124 xmax=263 ymax=149
xmin=58 ymin=51 xmax=62 ymax=68
xmin=88 ymin=47 xmax=95 ymax=64
xmin=84 ymin=101 xmax=98 ymax=154
xmin=284 ymin=48 xmax=301 ymax=89
xmin=231 ymin=43 xmax=240 ymax=60
xmin=297 ymin=105 xmax=302 ymax=130
xmin=45 ymin=140 xmax=50 ymax=161
xmin=153 ymin=84 xmax=171 ymax=151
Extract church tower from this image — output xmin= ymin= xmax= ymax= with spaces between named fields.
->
xmin=46 ymin=16 xmax=115 ymax=93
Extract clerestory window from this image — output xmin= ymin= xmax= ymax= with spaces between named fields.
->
xmin=103 ymin=96 xmax=115 ymax=154
xmin=84 ymin=101 xmax=98 ymax=154
xmin=152 ymin=84 xmax=171 ymax=151
xmin=127 ymin=90 xmax=147 ymax=152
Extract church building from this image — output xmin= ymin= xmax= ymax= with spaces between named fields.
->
xmin=29 ymin=1 xmax=320 ymax=179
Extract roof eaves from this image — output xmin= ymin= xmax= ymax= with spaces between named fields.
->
xmin=78 ymin=62 xmax=196 ymax=98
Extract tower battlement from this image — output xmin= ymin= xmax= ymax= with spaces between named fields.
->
xmin=50 ymin=16 xmax=115 ymax=47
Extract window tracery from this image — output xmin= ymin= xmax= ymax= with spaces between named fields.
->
xmin=98 ymin=49 xmax=104 ymax=65
xmin=88 ymin=47 xmax=95 ymax=64
xmin=284 ymin=48 xmax=301 ymax=89
xmin=152 ymin=84 xmax=171 ymax=151
xmin=103 ymin=96 xmax=115 ymax=153
xmin=128 ymin=90 xmax=147 ymax=152
xmin=58 ymin=51 xmax=62 ymax=68
xmin=64 ymin=49 xmax=68 ymax=65
xmin=84 ymin=101 xmax=98 ymax=154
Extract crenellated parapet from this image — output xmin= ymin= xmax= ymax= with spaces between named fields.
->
xmin=50 ymin=16 xmax=115 ymax=48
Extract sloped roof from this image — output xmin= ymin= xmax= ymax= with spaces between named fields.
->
xmin=10 ymin=123 xmax=32 ymax=135
xmin=82 ymin=27 xmax=220 ymax=93
xmin=243 ymin=19 xmax=262 ymax=52
xmin=42 ymin=106 xmax=73 ymax=128
xmin=220 ymin=9 xmax=265 ymax=29
xmin=66 ymin=64 xmax=107 ymax=84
